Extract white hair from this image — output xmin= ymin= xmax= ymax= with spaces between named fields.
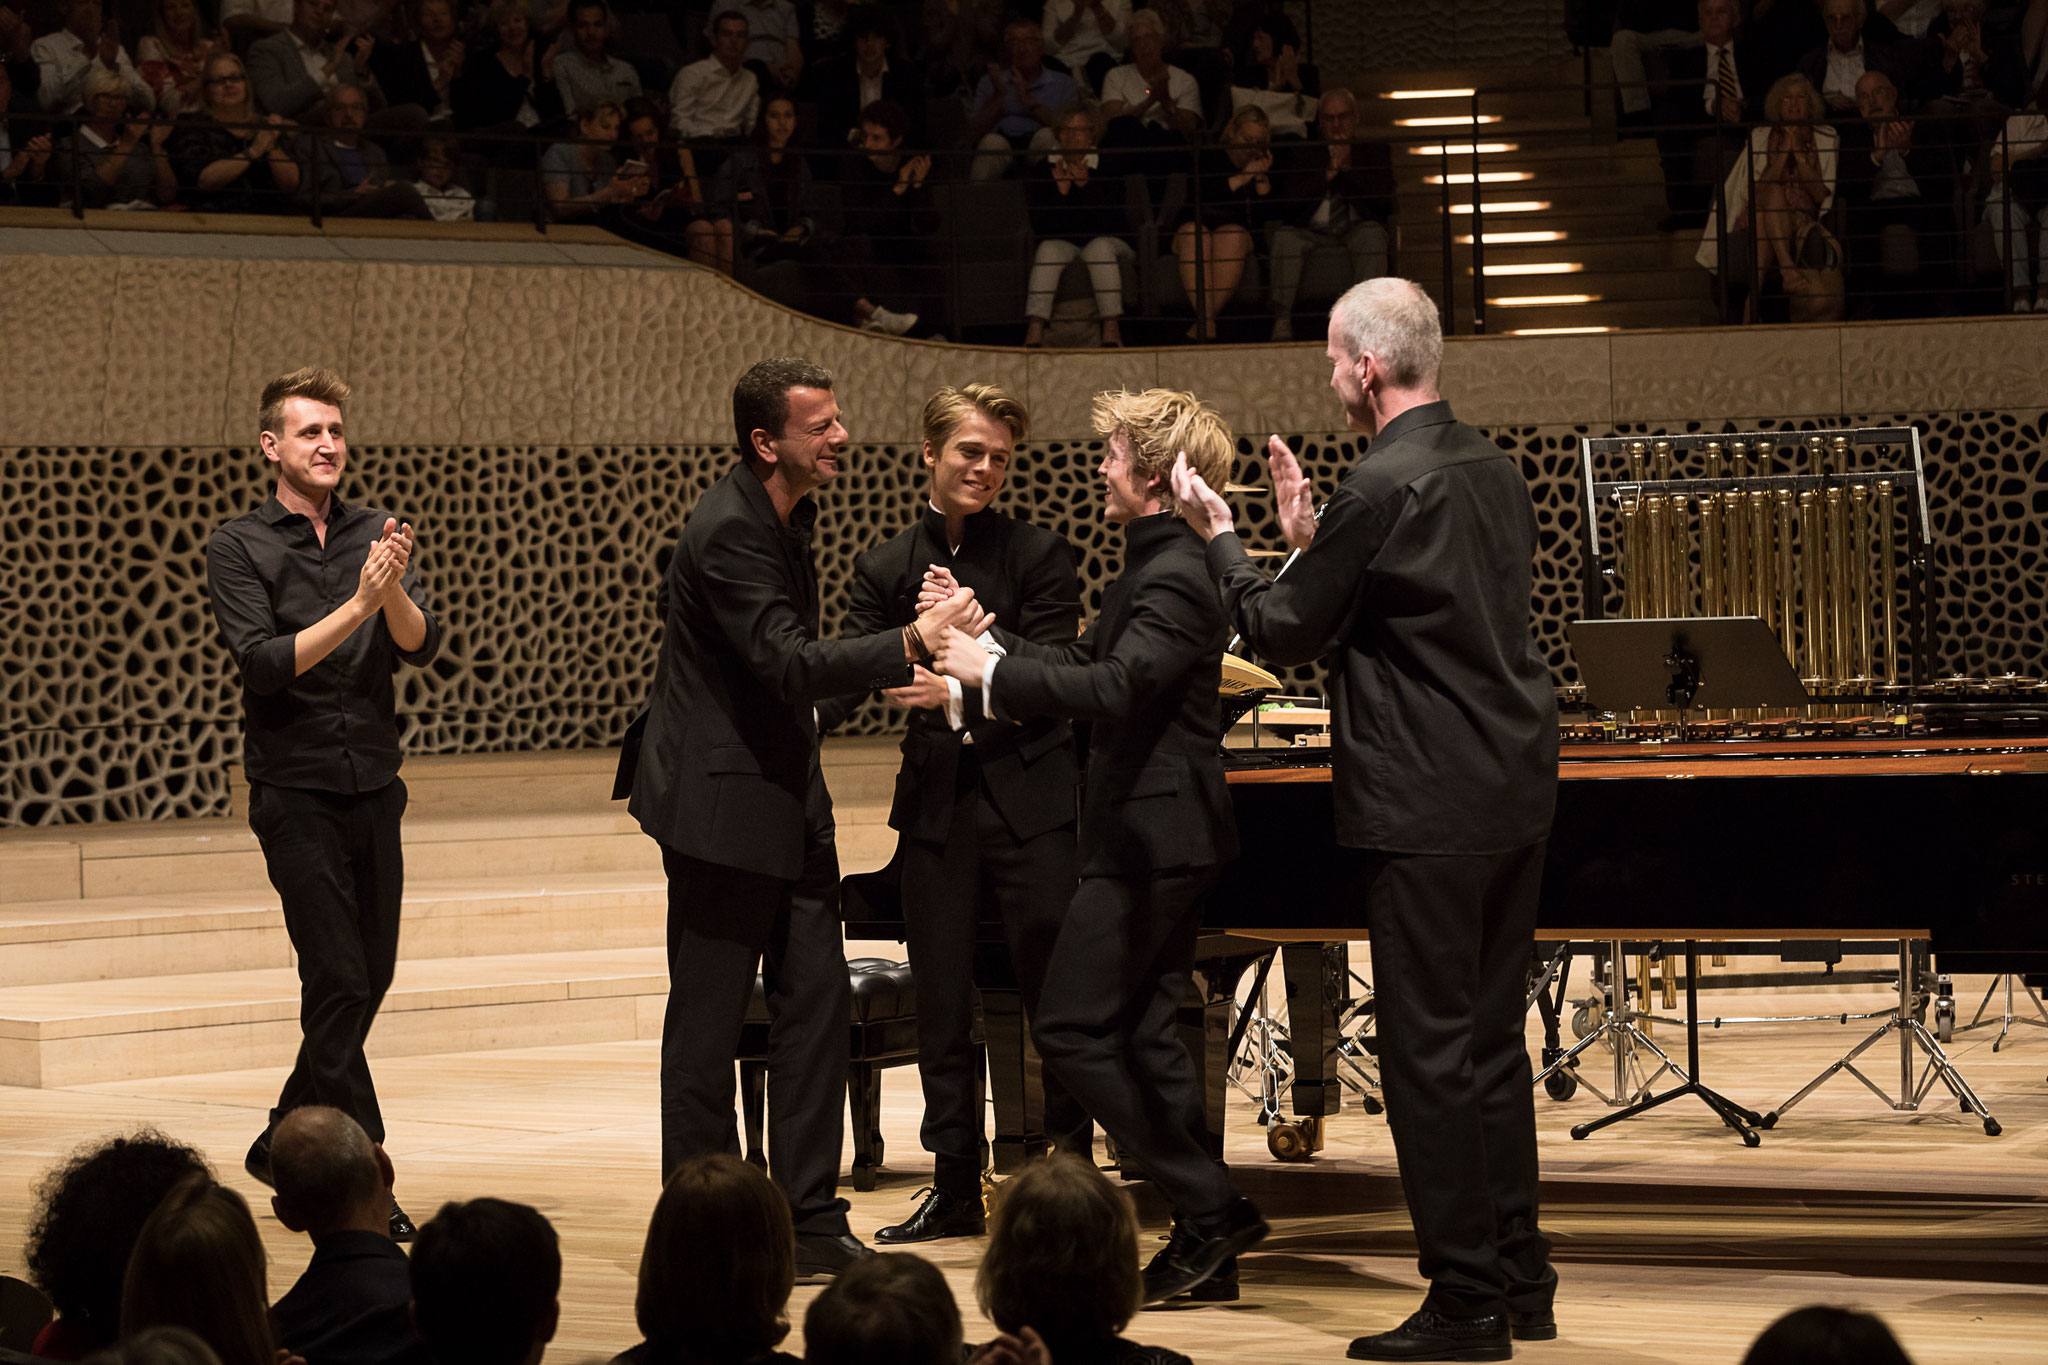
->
xmin=1127 ymin=7 xmax=1165 ymax=41
xmin=1327 ymin=278 xmax=1444 ymax=392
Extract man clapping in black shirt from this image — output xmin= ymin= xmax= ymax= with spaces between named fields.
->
xmin=206 ymin=366 xmax=440 ymax=1242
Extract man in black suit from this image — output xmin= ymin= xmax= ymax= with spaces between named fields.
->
xmin=803 ymin=6 xmax=924 ymax=154
xmin=1797 ymin=0 xmax=1915 ymax=116
xmin=822 ymin=384 xmax=1084 ymax=1244
xmin=1172 ymin=277 xmax=1559 ymax=1363
xmin=269 ymin=1106 xmax=433 ymax=1365
xmin=930 ymin=387 xmax=1266 ymax=1306
xmin=624 ymin=355 xmax=987 ymax=1280
xmin=1652 ymin=0 xmax=1767 ymax=229
xmin=1837 ymin=69 xmax=1957 ymax=317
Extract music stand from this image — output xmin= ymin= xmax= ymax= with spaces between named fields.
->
xmin=1559 ymin=617 xmax=1805 ymax=1146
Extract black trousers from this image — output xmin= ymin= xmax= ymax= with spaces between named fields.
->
xmin=899 ymin=760 xmax=1083 ymax=1194
xmin=658 ymin=772 xmax=851 ymax=1236
xmin=248 ymin=778 xmax=407 ymax=1143
xmin=1033 ymin=867 xmax=1234 ymax=1223
xmin=1352 ymin=841 xmax=1555 ymax=1318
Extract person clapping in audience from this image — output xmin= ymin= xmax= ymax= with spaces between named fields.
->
xmin=50 ymin=65 xmax=176 ymax=208
xmin=119 ymin=1176 xmax=278 ymax=1365
xmin=0 ymin=61 xmax=53 ymax=204
xmin=135 ymin=0 xmax=216 ymax=115
xmin=410 ymin=1199 xmax=562 ymax=1365
xmin=802 ymin=1255 xmax=964 ymax=1365
xmin=168 ymin=52 xmax=300 ymax=214
xmin=1024 ymin=103 xmax=1133 ymax=348
xmin=542 ymin=97 xmax=647 ymax=219
xmin=609 ymin=1155 xmax=802 ymax=1365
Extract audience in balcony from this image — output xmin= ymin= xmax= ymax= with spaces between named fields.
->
xmin=34 ymin=0 xmax=153 ymax=114
xmin=920 ymin=0 xmax=1001 ymax=98
xmin=548 ymin=0 xmax=639 ymax=128
xmin=411 ymin=1198 xmax=563 ymax=1365
xmin=297 ymin=80 xmax=431 ymax=215
xmin=1024 ymin=102 xmax=1132 ymax=347
xmin=1611 ymin=0 xmax=1704 ymax=133
xmin=118 ymin=1176 xmax=277 ymax=1365
xmin=800 ymin=0 xmax=859 ymax=68
xmin=450 ymin=0 xmax=560 ymax=134
xmin=51 ymin=64 xmax=174 ymax=206
xmin=135 ymin=0 xmax=214 ymax=115
xmin=803 ymin=1253 xmax=963 ymax=1365
xmin=2 ymin=0 xmax=37 ymax=102
xmin=218 ymin=0 xmax=294 ymax=46
xmin=1918 ymin=0 xmax=2027 ymax=142
xmin=370 ymin=0 xmax=465 ymax=124
xmin=542 ymin=94 xmax=644 ymax=217
xmin=1798 ymin=0 xmax=1913 ymax=116
xmin=0 ymin=60 xmax=54 ymax=202
xmin=247 ymin=0 xmax=390 ymax=125
xmin=834 ymin=96 xmax=941 ymax=333
xmin=1099 ymin=6 xmax=1201 ymax=169
xmin=807 ymin=7 xmax=922 ymax=155
xmin=1698 ymin=71 xmax=1840 ymax=320
xmin=1268 ymin=86 xmax=1392 ymax=341
xmin=1174 ymin=102 xmax=1280 ymax=340
xmin=966 ymin=16 xmax=1074 ymax=180
xmin=1983 ymin=100 xmax=2048 ymax=308
xmin=709 ymin=91 xmax=817 ymax=275
xmin=408 ymin=131 xmax=475 ymax=216
xmin=668 ymin=7 xmax=757 ymax=174
xmin=616 ymin=95 xmax=706 ymax=247
xmin=1838 ymin=68 xmax=1954 ymax=315
xmin=1230 ymin=11 xmax=1318 ymax=138
xmin=1041 ymin=0 xmax=1129 ymax=95
xmin=168 ymin=51 xmax=299 ymax=212
xmin=710 ymin=0 xmax=803 ymax=95
xmin=1650 ymin=0 xmax=1763 ymax=231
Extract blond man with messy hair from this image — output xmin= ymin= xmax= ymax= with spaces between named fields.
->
xmin=818 ymin=381 xmax=1086 ymax=1245
xmin=930 ymin=386 xmax=1267 ymax=1306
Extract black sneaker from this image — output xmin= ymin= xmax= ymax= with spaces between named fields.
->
xmin=1346 ymin=1309 xmax=1511 ymax=1361
xmin=244 ymin=1132 xmax=274 ymax=1189
xmin=795 ymin=1231 xmax=873 ymax=1281
xmin=875 ymin=1187 xmax=985 ymax=1244
xmin=1139 ymin=1197 xmax=1267 ymax=1304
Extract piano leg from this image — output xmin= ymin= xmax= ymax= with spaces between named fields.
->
xmin=1281 ymin=943 xmax=1346 ymax=1126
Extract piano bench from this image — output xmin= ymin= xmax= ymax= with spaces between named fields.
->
xmin=738 ymin=957 xmax=921 ymax=1192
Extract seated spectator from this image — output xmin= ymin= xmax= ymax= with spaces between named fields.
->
xmin=1610 ymin=0 xmax=1703 ymax=133
xmin=410 ymin=1199 xmax=561 ymax=1365
xmin=247 ymin=0 xmax=386 ymax=125
xmin=1040 ymin=0 xmax=1128 ymax=95
xmin=1698 ymin=71 xmax=1839 ymax=319
xmin=799 ymin=0 xmax=857 ymax=68
xmin=266 ymin=1106 xmax=431 ymax=1365
xmin=966 ymin=17 xmax=1076 ymax=181
xmin=34 ymin=0 xmax=154 ymax=114
xmin=86 ymin=1326 xmax=229 ymax=1365
xmin=218 ymin=0 xmax=293 ymax=46
xmin=828 ymin=97 xmax=940 ymax=333
xmin=22 ymin=1129 xmax=211 ymax=1360
xmin=297 ymin=81 xmax=431 ymax=215
xmin=668 ymin=8 xmax=757 ymax=178
xmin=406 ymin=134 xmax=473 ymax=216
xmin=1266 ymin=86 xmax=1392 ymax=340
xmin=919 ymin=0 xmax=1000 ymax=98
xmin=1838 ymin=68 xmax=1955 ymax=314
xmin=119 ymin=1176 xmax=276 ymax=1365
xmin=1228 ymin=11 xmax=1317 ymax=137
xmin=167 ymin=51 xmax=300 ymax=212
xmin=452 ymin=0 xmax=561 ymax=132
xmin=547 ymin=0 xmax=639 ymax=129
xmin=0 ymin=61 xmax=54 ymax=204
xmin=1651 ymin=0 xmax=1765 ymax=231
xmin=609 ymin=95 xmax=706 ymax=249
xmin=1918 ymin=0 xmax=2027 ymax=145
xmin=1983 ymin=101 xmax=2048 ymax=308
xmin=710 ymin=0 xmax=801 ymax=94
xmin=705 ymin=91 xmax=812 ymax=271
xmin=2 ymin=0 xmax=36 ymax=103
xmin=542 ymin=95 xmax=645 ymax=217
xmin=1741 ymin=1305 xmax=1914 ymax=1365
xmin=371 ymin=0 xmax=465 ymax=123
xmin=971 ymin=1155 xmax=1192 ymax=1365
xmin=50 ymin=65 xmax=176 ymax=207
xmin=1024 ymin=103 xmax=1132 ymax=347
xmin=609 ymin=1154 xmax=800 ymax=1365
xmin=136 ymin=0 xmax=215 ymax=115
xmin=1174 ymin=103 xmax=1280 ymax=341
xmin=807 ymin=7 xmax=922 ymax=152
xmin=802 ymin=1254 xmax=961 ymax=1365
xmin=1799 ymin=0 xmax=1914 ymax=116
xmin=1098 ymin=8 xmax=1202 ymax=169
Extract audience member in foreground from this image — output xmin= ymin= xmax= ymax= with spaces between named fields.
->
xmin=1741 ymin=1305 xmax=1914 ymax=1365
xmin=802 ymin=1254 xmax=962 ymax=1365
xmin=267 ymin=1106 xmax=430 ymax=1365
xmin=119 ymin=1175 xmax=277 ymax=1365
xmin=410 ymin=1198 xmax=561 ymax=1365
xmin=609 ymin=1154 xmax=800 ymax=1365
xmin=971 ymin=1156 xmax=1193 ymax=1365
xmin=23 ymin=1129 xmax=212 ymax=1359
xmin=81 ymin=1326 xmax=227 ymax=1365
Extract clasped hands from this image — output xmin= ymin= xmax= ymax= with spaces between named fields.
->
xmin=882 ymin=574 xmax=990 ymax=709
xmin=351 ymin=517 xmax=415 ymax=613
xmin=1169 ymin=435 xmax=1317 ymax=550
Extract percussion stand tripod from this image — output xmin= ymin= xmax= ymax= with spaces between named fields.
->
xmin=1569 ymin=941 xmax=1765 ymax=1146
xmin=1533 ymin=940 xmax=1689 ymax=1109
xmin=1958 ymin=974 xmax=2048 ymax=1052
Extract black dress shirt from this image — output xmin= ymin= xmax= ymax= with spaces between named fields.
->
xmin=1207 ymin=402 xmax=1557 ymax=855
xmin=269 ymin=1230 xmax=433 ymax=1365
xmin=206 ymin=493 xmax=441 ymax=795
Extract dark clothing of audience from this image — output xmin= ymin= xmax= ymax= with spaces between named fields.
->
xmin=451 ymin=50 xmax=562 ymax=131
xmin=297 ymin=133 xmax=430 ymax=216
xmin=839 ymin=154 xmax=937 ymax=261
xmin=1027 ymin=158 xmax=1129 ymax=242
xmin=805 ymin=51 xmax=925 ymax=148
xmin=1918 ymin=11 xmax=2029 ymax=109
xmin=1179 ymin=145 xmax=1285 ymax=231
xmin=607 ymin=1345 xmax=801 ymax=1365
xmin=1837 ymin=114 xmax=1958 ymax=315
xmin=1653 ymin=40 xmax=1769 ymax=219
xmin=1272 ymin=136 xmax=1395 ymax=233
xmin=50 ymin=130 xmax=162 ymax=208
xmin=166 ymin=115 xmax=292 ymax=213
xmin=270 ymin=1230 xmax=434 ymax=1365
xmin=370 ymin=43 xmax=452 ymax=122
xmin=715 ymin=144 xmax=819 ymax=252
xmin=1793 ymin=14 xmax=1915 ymax=109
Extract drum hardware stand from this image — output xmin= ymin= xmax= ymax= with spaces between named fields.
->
xmin=1957 ymin=974 xmax=2048 ymax=1052
xmin=1570 ymin=942 xmax=1766 ymax=1145
xmin=1534 ymin=940 xmax=1690 ymax=1109
xmin=1761 ymin=941 xmax=2001 ymax=1136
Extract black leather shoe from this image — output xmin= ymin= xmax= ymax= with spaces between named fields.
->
xmin=245 ymin=1132 xmax=274 ymax=1189
xmin=875 ymin=1188 xmax=984 ymax=1244
xmin=1140 ymin=1197 xmax=1268 ymax=1304
xmin=1346 ymin=1310 xmax=1511 ymax=1361
xmin=1187 ymin=1255 xmax=1238 ymax=1302
xmin=1509 ymin=1308 xmax=1556 ymax=1341
xmin=795 ymin=1231 xmax=873 ymax=1281
xmin=389 ymin=1203 xmax=417 ymax=1243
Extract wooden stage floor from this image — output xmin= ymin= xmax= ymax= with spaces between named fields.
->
xmin=3 ymin=985 xmax=2045 ymax=1364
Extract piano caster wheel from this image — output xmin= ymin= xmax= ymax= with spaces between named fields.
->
xmin=1984 ymin=1117 xmax=2002 ymax=1137
xmin=1543 ymin=1068 xmax=1579 ymax=1102
xmin=1570 ymin=1005 xmax=1595 ymax=1041
xmin=1266 ymin=1116 xmax=1321 ymax=1162
xmin=1935 ymin=995 xmax=1954 ymax=1044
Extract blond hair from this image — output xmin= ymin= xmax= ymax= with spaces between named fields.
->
xmin=258 ymin=367 xmax=351 ymax=437
xmin=1092 ymin=388 xmax=1234 ymax=517
xmin=921 ymin=382 xmax=1029 ymax=454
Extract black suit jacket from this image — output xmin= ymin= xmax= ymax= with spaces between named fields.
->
xmin=1836 ymin=118 xmax=1953 ymax=213
xmin=1207 ymin=402 xmax=1558 ymax=856
xmin=371 ymin=41 xmax=440 ymax=116
xmin=1797 ymin=32 xmax=1918 ymax=109
xmin=625 ymin=464 xmax=908 ymax=879
xmin=1274 ymin=136 xmax=1396 ymax=230
xmin=987 ymin=512 xmax=1236 ymax=879
xmin=1659 ymin=40 xmax=1769 ymax=128
xmin=805 ymin=52 xmax=926 ymax=146
xmin=269 ymin=1231 xmax=432 ymax=1365
xmin=825 ymin=505 xmax=1082 ymax=845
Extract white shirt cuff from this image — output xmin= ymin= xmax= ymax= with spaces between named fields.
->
xmin=943 ymin=675 xmax=966 ymax=732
